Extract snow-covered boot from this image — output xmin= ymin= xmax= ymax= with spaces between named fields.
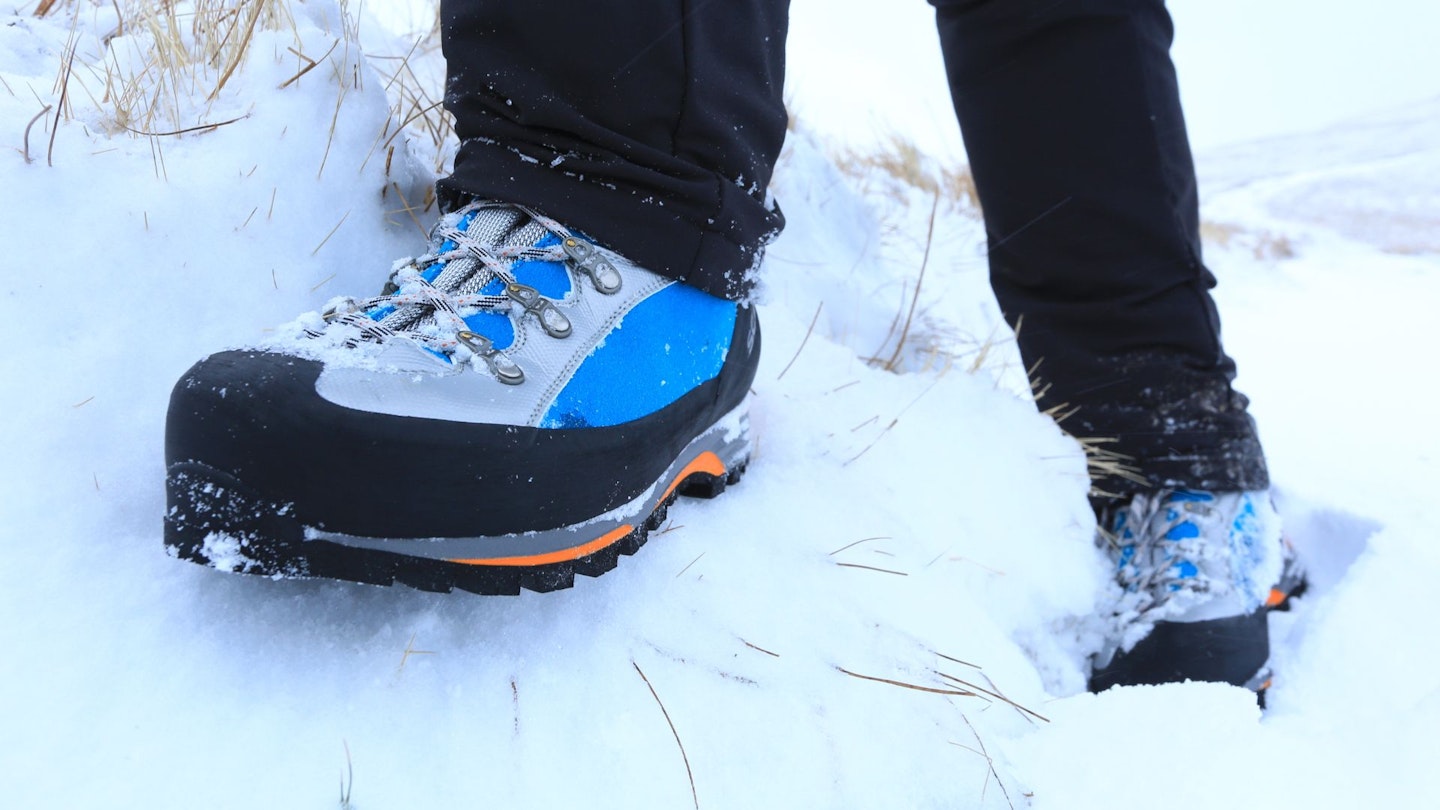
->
xmin=1089 ymin=490 xmax=1306 ymax=695
xmin=164 ymin=201 xmax=759 ymax=594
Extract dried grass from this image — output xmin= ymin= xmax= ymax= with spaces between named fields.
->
xmin=1033 ymin=369 xmax=1147 ymax=497
xmin=882 ymin=191 xmax=940 ymax=371
xmin=364 ymin=5 xmax=456 ymax=199
xmin=633 ymin=661 xmax=699 ymax=810
xmin=34 ymin=0 xmax=453 ymax=212
xmin=819 ymin=132 xmax=988 ymax=376
xmin=38 ymin=0 xmax=301 ymax=137
xmin=935 ymin=671 xmax=1048 ymax=723
xmin=956 ymin=714 xmax=1015 ymax=810
xmin=836 ymin=666 xmax=975 ymax=697
xmin=775 ymin=301 xmax=822 ymax=381
xmin=25 ymin=103 xmax=54 ymax=164
xmin=1201 ymin=219 xmax=1296 ymax=260
xmin=832 ymin=132 xmax=980 ymax=214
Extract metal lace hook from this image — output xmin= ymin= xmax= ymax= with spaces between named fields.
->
xmin=456 ymin=330 xmax=525 ymax=385
xmin=504 ymin=282 xmax=572 ymax=338
xmin=560 ymin=237 xmax=623 ymax=294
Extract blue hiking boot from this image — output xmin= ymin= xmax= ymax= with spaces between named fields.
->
xmin=1089 ymin=490 xmax=1306 ymax=695
xmin=164 ymin=201 xmax=759 ymax=594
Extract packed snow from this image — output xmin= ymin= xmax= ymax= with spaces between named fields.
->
xmin=2 ymin=1 xmax=1437 ymax=808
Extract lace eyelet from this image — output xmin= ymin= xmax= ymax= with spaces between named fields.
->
xmin=457 ymin=330 xmax=525 ymax=385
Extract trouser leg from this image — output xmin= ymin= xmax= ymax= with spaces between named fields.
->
xmin=437 ymin=0 xmax=790 ymax=301
xmin=931 ymin=0 xmax=1268 ymax=498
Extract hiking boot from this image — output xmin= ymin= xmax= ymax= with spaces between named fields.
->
xmin=1089 ymin=490 xmax=1306 ymax=695
xmin=164 ymin=201 xmax=760 ymax=595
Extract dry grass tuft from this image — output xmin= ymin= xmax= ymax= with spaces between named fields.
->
xmin=1199 ymin=219 xmax=1243 ymax=249
xmin=881 ymin=191 xmax=941 ymax=371
xmin=40 ymin=0 xmax=302 ymax=136
xmin=814 ymin=130 xmax=991 ymax=376
xmin=832 ymin=133 xmax=980 ymax=214
xmin=1029 ymin=355 xmax=1147 ymax=496
xmin=364 ymin=5 xmax=456 ymax=209
xmin=39 ymin=0 xmax=454 ymax=209
xmin=1071 ymin=436 xmax=1147 ymax=499
xmin=1201 ymin=219 xmax=1296 ymax=261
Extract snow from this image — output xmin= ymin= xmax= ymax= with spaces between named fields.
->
xmin=3 ymin=1 xmax=1439 ymax=808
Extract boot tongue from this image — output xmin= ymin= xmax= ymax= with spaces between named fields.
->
xmin=451 ymin=205 xmax=548 ymax=297
xmin=373 ymin=204 xmax=549 ymax=336
xmin=457 ymin=204 xmax=546 ymax=254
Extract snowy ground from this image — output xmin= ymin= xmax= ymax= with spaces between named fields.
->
xmin=2 ymin=2 xmax=1437 ymax=808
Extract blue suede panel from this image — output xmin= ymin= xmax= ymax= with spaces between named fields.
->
xmin=461 ymin=311 xmax=516 ymax=350
xmin=512 ymin=234 xmax=572 ymax=299
xmin=540 ymin=283 xmax=736 ymax=428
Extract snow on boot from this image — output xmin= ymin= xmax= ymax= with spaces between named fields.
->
xmin=164 ymin=201 xmax=759 ymax=595
xmin=1089 ymin=490 xmax=1306 ymax=695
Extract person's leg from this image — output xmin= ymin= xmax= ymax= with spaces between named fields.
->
xmin=930 ymin=0 xmax=1301 ymax=695
xmin=931 ymin=0 xmax=1267 ymax=499
xmin=438 ymin=0 xmax=790 ymax=301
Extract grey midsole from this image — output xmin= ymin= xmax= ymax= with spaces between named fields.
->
xmin=302 ymin=401 xmax=750 ymax=563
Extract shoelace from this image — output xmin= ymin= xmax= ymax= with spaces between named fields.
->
xmin=310 ymin=202 xmax=623 ymax=384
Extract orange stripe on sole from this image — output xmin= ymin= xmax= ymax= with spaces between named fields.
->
xmin=1265 ymin=588 xmax=1288 ymax=608
xmin=446 ymin=452 xmax=727 ymax=568
xmin=660 ymin=451 xmax=727 ymax=503
xmin=449 ymin=523 xmax=634 ymax=567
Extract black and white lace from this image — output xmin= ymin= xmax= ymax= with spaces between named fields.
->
xmin=310 ymin=201 xmax=622 ymax=384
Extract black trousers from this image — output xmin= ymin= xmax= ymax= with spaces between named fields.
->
xmin=438 ymin=0 xmax=1268 ymax=498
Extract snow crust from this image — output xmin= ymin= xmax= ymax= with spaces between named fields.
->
xmin=2 ymin=2 xmax=1438 ymax=808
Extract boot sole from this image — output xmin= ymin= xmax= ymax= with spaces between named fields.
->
xmin=163 ymin=406 xmax=750 ymax=595
xmin=1088 ymin=566 xmax=1309 ymax=701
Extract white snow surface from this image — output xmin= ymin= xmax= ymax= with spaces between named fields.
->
xmin=2 ymin=2 xmax=1437 ymax=808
